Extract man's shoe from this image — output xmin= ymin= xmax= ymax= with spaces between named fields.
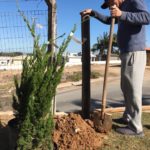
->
xmin=116 ymin=126 xmax=144 ymax=137
xmin=113 ymin=118 xmax=129 ymax=125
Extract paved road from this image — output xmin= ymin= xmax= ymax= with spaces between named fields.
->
xmin=56 ymin=77 xmax=150 ymax=113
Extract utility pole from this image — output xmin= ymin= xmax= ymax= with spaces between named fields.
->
xmin=45 ymin=0 xmax=56 ymax=52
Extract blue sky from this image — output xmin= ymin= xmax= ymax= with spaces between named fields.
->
xmin=57 ymin=0 xmax=113 ymax=52
xmin=0 ymin=0 xmax=150 ymax=53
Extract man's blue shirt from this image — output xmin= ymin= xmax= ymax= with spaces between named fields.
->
xmin=91 ymin=0 xmax=150 ymax=53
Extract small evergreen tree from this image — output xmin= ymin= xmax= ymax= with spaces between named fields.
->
xmin=13 ymin=9 xmax=76 ymax=150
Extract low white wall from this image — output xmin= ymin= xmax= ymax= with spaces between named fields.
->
xmin=0 ymin=60 xmax=121 ymax=70
xmin=0 ymin=64 xmax=22 ymax=70
xmin=65 ymin=60 xmax=121 ymax=67
xmin=67 ymin=56 xmax=81 ymax=63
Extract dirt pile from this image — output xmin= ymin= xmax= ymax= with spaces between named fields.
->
xmin=53 ymin=113 xmax=106 ymax=150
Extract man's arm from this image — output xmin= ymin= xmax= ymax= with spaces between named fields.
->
xmin=80 ymin=9 xmax=118 ymax=25
xmin=91 ymin=10 xmax=112 ymax=25
xmin=120 ymin=0 xmax=150 ymax=25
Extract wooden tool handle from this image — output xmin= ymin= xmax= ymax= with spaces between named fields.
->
xmin=101 ymin=17 xmax=115 ymax=118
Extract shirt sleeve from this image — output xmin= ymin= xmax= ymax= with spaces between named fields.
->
xmin=120 ymin=0 xmax=150 ymax=25
xmin=91 ymin=10 xmax=118 ymax=25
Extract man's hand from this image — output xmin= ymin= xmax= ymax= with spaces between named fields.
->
xmin=80 ymin=9 xmax=92 ymax=16
xmin=110 ymin=5 xmax=122 ymax=17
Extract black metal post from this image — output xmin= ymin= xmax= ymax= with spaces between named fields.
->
xmin=81 ymin=15 xmax=91 ymax=119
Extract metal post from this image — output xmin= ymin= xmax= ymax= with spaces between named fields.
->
xmin=81 ymin=15 xmax=91 ymax=119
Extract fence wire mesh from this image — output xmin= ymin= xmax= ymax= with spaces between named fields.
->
xmin=0 ymin=10 xmax=47 ymax=54
xmin=0 ymin=0 xmax=48 ymax=70
xmin=0 ymin=0 xmax=48 ymax=112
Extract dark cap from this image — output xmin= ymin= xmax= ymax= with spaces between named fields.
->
xmin=101 ymin=0 xmax=109 ymax=9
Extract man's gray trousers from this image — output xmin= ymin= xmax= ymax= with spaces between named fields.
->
xmin=120 ymin=51 xmax=146 ymax=133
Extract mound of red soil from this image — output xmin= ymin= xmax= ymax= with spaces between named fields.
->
xmin=53 ymin=113 xmax=106 ymax=150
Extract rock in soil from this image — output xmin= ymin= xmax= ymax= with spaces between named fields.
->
xmin=53 ymin=113 xmax=106 ymax=150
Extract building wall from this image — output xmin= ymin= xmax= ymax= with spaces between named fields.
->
xmin=68 ymin=56 xmax=82 ymax=63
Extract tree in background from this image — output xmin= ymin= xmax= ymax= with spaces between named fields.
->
xmin=91 ymin=32 xmax=119 ymax=60
xmin=12 ymin=8 xmax=76 ymax=149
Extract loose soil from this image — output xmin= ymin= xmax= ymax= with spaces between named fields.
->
xmin=0 ymin=113 xmax=106 ymax=150
xmin=53 ymin=113 xmax=105 ymax=150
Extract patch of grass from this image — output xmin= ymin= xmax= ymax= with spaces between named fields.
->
xmin=91 ymin=72 xmax=102 ymax=79
xmin=101 ymin=113 xmax=150 ymax=150
xmin=65 ymin=71 xmax=102 ymax=82
xmin=66 ymin=72 xmax=82 ymax=82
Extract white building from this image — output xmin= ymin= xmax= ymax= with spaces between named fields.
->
xmin=0 ymin=55 xmax=27 ymax=70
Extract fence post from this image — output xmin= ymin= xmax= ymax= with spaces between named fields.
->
xmin=45 ymin=0 xmax=56 ymax=52
xmin=81 ymin=15 xmax=91 ymax=119
xmin=45 ymin=0 xmax=57 ymax=115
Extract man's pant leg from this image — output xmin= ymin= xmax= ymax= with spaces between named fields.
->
xmin=120 ymin=51 xmax=146 ymax=133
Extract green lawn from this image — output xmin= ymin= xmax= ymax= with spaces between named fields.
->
xmin=101 ymin=112 xmax=150 ymax=150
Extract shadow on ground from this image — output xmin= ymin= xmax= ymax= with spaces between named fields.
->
xmin=62 ymin=94 xmax=150 ymax=113
xmin=142 ymin=95 xmax=150 ymax=105
xmin=0 ymin=126 xmax=17 ymax=150
xmin=144 ymin=125 xmax=150 ymax=129
xmin=69 ymin=98 xmax=125 ymax=111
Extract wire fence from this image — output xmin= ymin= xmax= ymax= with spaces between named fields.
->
xmin=0 ymin=0 xmax=48 ymax=70
xmin=0 ymin=0 xmax=47 ymax=54
xmin=0 ymin=0 xmax=48 ymax=112
xmin=0 ymin=10 xmax=48 ymax=54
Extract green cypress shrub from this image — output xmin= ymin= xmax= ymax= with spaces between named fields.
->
xmin=12 ymin=10 xmax=76 ymax=150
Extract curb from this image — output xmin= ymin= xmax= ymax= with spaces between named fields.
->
xmin=57 ymin=76 xmax=120 ymax=90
